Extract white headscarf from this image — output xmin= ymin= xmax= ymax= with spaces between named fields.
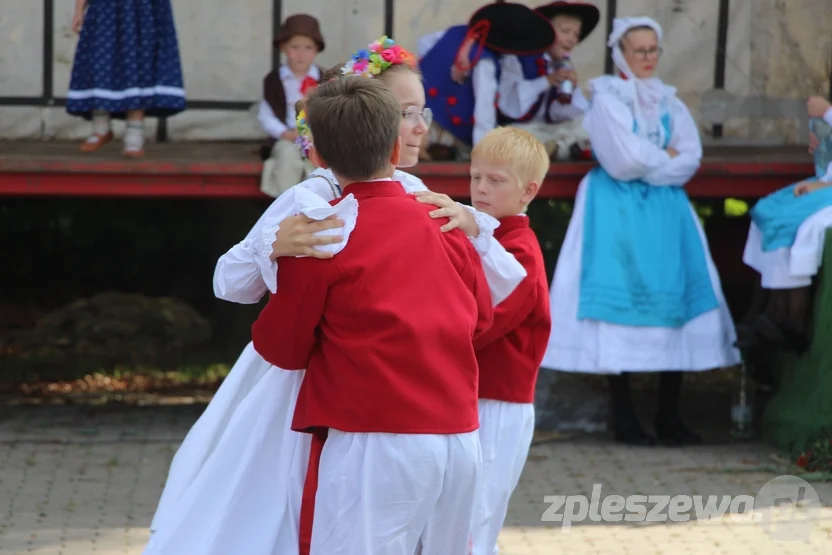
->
xmin=607 ymin=17 xmax=667 ymax=134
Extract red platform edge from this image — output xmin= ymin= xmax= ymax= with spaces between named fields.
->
xmin=0 ymin=158 xmax=813 ymax=199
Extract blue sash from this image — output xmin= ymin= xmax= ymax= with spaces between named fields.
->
xmin=578 ymin=110 xmax=718 ymax=328
xmin=750 ymin=118 xmax=832 ymax=251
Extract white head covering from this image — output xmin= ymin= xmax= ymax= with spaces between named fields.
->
xmin=607 ymin=17 xmax=667 ymax=135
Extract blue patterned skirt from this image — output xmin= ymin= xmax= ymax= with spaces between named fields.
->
xmin=67 ymin=0 xmax=186 ymax=119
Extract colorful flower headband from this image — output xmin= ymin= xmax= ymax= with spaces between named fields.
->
xmin=340 ymin=36 xmax=416 ymax=78
xmin=294 ymin=109 xmax=313 ymax=156
xmin=294 ymin=36 xmax=415 ymax=157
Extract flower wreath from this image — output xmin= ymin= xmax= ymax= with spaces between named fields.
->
xmin=341 ymin=35 xmax=417 ymax=78
xmin=294 ymin=108 xmax=313 ymax=157
xmin=294 ymin=36 xmax=416 ymax=156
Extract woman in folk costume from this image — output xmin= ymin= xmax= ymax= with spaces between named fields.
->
xmin=68 ymin=0 xmax=186 ymax=157
xmin=496 ymin=1 xmax=600 ymax=161
xmin=417 ymin=1 xmax=555 ymax=161
xmin=741 ymin=96 xmax=832 ymax=354
xmin=143 ymin=37 xmax=526 ymax=555
xmin=541 ymin=17 xmax=740 ymax=446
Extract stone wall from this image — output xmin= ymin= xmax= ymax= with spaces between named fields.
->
xmin=0 ymin=0 xmax=829 ymax=142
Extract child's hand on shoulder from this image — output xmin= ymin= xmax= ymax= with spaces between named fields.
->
xmin=282 ymin=129 xmax=299 ymax=141
xmin=414 ymin=191 xmax=479 ymax=236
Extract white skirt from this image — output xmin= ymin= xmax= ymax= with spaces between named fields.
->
xmin=541 ymin=175 xmax=741 ymax=374
xmin=144 ymin=342 xmax=310 ymax=555
xmin=742 ymin=205 xmax=832 ymax=289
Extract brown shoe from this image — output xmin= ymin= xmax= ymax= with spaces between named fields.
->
xmin=80 ymin=131 xmax=114 ymax=152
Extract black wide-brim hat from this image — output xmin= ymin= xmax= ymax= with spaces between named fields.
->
xmin=534 ymin=1 xmax=601 ymax=42
xmin=468 ymin=2 xmax=555 ymax=55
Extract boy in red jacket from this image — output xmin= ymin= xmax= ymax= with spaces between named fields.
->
xmin=251 ymin=76 xmax=493 ymax=555
xmin=467 ymin=127 xmax=552 ymax=555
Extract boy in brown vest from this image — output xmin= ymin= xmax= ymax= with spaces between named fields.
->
xmin=258 ymin=14 xmax=326 ymax=197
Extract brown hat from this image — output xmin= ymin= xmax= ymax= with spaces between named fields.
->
xmin=273 ymin=14 xmax=325 ymax=52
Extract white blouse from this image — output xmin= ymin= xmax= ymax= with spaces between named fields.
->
xmin=212 ymin=169 xmax=527 ymax=306
xmin=497 ymin=54 xmax=588 ymax=124
xmin=583 ymin=76 xmax=702 ymax=186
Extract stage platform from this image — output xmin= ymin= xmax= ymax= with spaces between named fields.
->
xmin=0 ymin=141 xmax=814 ymax=199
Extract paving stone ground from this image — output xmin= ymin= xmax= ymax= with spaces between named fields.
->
xmin=1 ymin=405 xmax=831 ymax=554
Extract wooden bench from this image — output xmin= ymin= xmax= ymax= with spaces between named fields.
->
xmin=0 ymin=140 xmax=813 ymax=199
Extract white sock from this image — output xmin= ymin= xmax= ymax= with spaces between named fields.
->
xmin=124 ymin=121 xmax=144 ymax=152
xmin=92 ymin=111 xmax=110 ymax=135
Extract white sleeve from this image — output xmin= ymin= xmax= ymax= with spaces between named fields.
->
xmin=497 ymin=55 xmax=550 ymax=119
xmin=212 ymin=173 xmax=339 ymax=304
xmin=641 ymin=98 xmax=702 ymax=186
xmin=547 ymin=86 xmax=588 ymax=122
xmin=584 ymin=92 xmax=672 ymax=182
xmin=418 ymin=30 xmax=446 ymax=58
xmin=823 ymin=107 xmax=832 ymax=127
xmin=471 ymin=58 xmax=498 ymax=145
xmin=457 ymin=205 xmax=526 ymax=305
xmin=821 ymin=162 xmax=832 ymax=183
xmin=478 ymin=238 xmax=528 ymax=306
xmin=257 ymin=99 xmax=288 ymax=139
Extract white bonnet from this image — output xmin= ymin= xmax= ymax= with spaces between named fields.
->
xmin=607 ymin=16 xmax=663 ymax=48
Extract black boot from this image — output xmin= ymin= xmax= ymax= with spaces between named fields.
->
xmin=654 ymin=372 xmax=702 ymax=446
xmin=608 ymin=373 xmax=655 ymax=446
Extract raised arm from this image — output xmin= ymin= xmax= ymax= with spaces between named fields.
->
xmin=212 ymin=175 xmax=344 ymax=304
xmin=410 ymin=184 xmax=528 ymax=305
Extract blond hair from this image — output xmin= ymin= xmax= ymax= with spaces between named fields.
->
xmin=471 ymin=127 xmax=549 ymax=188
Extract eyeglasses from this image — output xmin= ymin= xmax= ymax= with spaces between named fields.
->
xmin=402 ymin=106 xmax=432 ymax=128
xmin=629 ymin=46 xmax=663 ymax=61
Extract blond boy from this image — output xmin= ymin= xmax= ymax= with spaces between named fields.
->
xmin=468 ymin=127 xmax=553 ymax=554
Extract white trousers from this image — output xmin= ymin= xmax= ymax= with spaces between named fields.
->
xmin=509 ymin=119 xmax=588 ymax=160
xmin=471 ymin=400 xmax=535 ymax=555
xmin=261 ymin=139 xmax=315 ymax=198
xmin=310 ymin=430 xmax=481 ymax=555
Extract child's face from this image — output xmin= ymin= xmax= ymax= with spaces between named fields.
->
xmin=281 ymin=35 xmax=318 ymax=75
xmin=469 ymin=159 xmax=537 ymax=219
xmin=382 ymin=70 xmax=428 ymax=169
xmin=549 ymin=15 xmax=582 ymax=59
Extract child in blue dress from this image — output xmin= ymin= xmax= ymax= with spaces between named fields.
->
xmin=68 ymin=0 xmax=187 ymax=157
xmin=741 ymin=96 xmax=832 ymax=354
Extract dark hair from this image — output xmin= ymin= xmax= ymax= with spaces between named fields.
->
xmin=321 ymin=64 xmax=343 ymax=82
xmin=305 ymin=76 xmax=400 ymax=181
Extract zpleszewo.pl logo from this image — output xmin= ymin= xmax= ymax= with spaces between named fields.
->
xmin=542 ymin=475 xmax=821 ymax=541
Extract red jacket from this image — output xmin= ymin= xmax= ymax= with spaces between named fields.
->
xmin=252 ymin=180 xmax=493 ymax=434
xmin=475 ymin=215 xmax=551 ymax=403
